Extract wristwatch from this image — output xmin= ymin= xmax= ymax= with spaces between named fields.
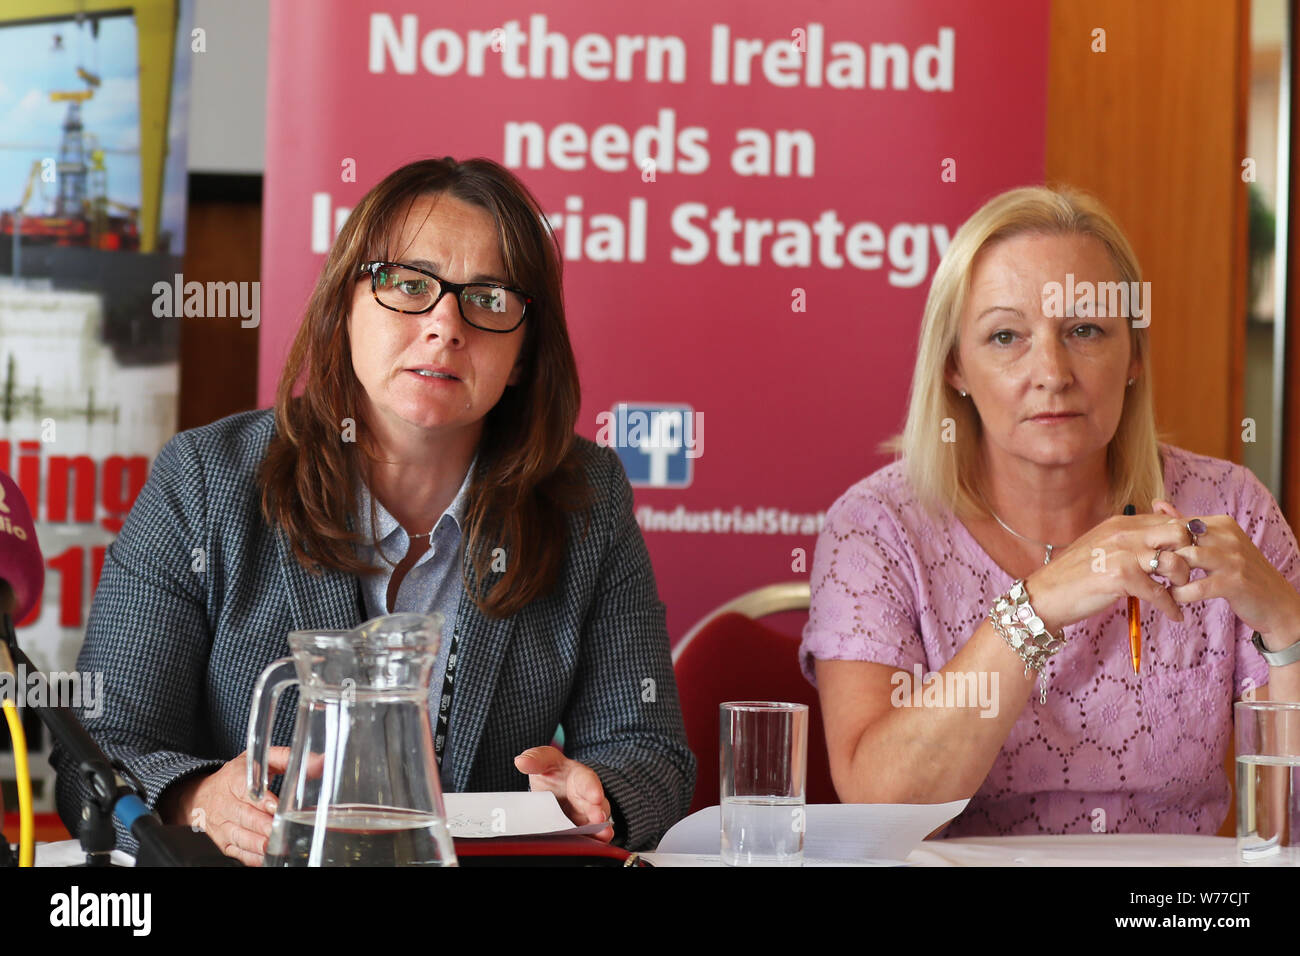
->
xmin=1251 ymin=631 xmax=1300 ymax=667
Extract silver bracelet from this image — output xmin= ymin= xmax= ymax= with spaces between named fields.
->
xmin=989 ymin=579 xmax=1067 ymax=704
xmin=1251 ymin=631 xmax=1300 ymax=667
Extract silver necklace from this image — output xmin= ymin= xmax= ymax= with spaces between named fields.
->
xmin=988 ymin=510 xmax=1057 ymax=565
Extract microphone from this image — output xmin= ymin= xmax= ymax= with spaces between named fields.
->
xmin=0 ymin=469 xmax=41 ymax=864
xmin=0 ymin=469 xmax=43 ymax=622
xmin=0 ymin=470 xmax=239 ymax=866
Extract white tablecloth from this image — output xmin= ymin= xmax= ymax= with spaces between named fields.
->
xmin=37 ymin=833 xmax=1286 ymax=867
xmin=35 ymin=841 xmax=136 ymax=867
xmin=644 ymin=834 xmax=1263 ymax=867
xmin=905 ymin=834 xmax=1245 ymax=866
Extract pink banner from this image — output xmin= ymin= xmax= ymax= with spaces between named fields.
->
xmin=261 ymin=0 xmax=1049 ymax=640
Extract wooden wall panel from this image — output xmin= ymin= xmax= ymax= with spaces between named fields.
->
xmin=1286 ymin=3 xmax=1300 ymax=524
xmin=1048 ymin=0 xmax=1251 ymax=842
xmin=1047 ymin=0 xmax=1248 ymax=463
xmin=179 ymin=200 xmax=263 ymax=431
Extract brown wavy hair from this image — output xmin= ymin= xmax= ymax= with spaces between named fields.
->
xmin=259 ymin=157 xmax=589 ymax=618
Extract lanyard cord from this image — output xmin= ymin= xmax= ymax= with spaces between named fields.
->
xmin=433 ymin=626 xmax=460 ymax=766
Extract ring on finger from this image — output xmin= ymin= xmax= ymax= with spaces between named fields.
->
xmin=1149 ymin=549 xmax=1162 ymax=573
xmin=1185 ymin=518 xmax=1206 ymax=547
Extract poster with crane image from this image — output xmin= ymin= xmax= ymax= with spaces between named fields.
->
xmin=0 ymin=0 xmax=193 ymax=819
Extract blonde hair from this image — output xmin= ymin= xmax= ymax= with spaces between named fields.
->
xmin=881 ymin=185 xmax=1168 ymax=519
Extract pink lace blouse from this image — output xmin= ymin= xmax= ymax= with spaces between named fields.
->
xmin=799 ymin=444 xmax=1298 ymax=835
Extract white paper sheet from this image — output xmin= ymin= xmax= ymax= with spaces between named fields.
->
xmin=655 ymin=799 xmax=969 ymax=862
xmin=443 ymin=791 xmax=611 ymax=838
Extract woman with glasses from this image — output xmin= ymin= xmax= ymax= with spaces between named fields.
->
xmin=801 ymin=186 xmax=1300 ymax=836
xmin=53 ymin=157 xmax=696 ymax=864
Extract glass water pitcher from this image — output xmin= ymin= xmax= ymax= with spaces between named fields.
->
xmin=246 ymin=613 xmax=457 ymax=866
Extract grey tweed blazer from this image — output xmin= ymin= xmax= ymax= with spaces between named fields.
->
xmin=51 ymin=408 xmax=695 ymax=853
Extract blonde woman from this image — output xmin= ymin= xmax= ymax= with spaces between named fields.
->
xmin=800 ymin=186 xmax=1300 ymax=835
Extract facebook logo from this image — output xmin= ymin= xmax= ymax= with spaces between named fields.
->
xmin=595 ymin=403 xmax=703 ymax=488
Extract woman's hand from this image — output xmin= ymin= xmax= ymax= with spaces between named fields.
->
xmin=513 ymin=746 xmax=615 ymax=843
xmin=1152 ymin=499 xmax=1300 ymax=651
xmin=163 ymin=746 xmax=289 ymax=867
xmin=1023 ymin=510 xmax=1194 ymax=634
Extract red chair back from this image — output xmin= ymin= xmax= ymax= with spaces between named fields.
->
xmin=674 ymin=612 xmax=838 ymax=812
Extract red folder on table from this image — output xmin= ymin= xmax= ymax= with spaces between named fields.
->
xmin=452 ymin=834 xmax=649 ymax=866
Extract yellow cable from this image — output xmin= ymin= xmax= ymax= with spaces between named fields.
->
xmin=2 ymin=699 xmax=34 ymax=866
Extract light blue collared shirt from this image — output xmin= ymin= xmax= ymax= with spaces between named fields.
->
xmin=353 ymin=460 xmax=475 ymax=781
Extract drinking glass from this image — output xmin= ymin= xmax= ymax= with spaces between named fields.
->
xmin=720 ymin=701 xmax=808 ymax=866
xmin=1235 ymin=700 xmax=1300 ymax=865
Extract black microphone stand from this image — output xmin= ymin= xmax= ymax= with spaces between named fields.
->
xmin=1 ymin=611 xmax=240 ymax=866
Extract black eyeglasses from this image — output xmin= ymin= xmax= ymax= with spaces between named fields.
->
xmin=357 ymin=261 xmax=531 ymax=333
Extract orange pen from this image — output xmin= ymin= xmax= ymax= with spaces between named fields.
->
xmin=1127 ymin=596 xmax=1141 ymax=674
xmin=1124 ymin=504 xmax=1140 ymax=674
